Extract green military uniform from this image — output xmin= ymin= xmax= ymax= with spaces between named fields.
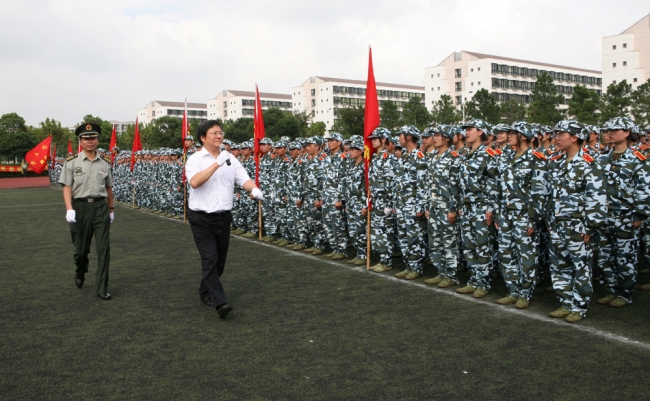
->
xmin=59 ymin=122 xmax=114 ymax=299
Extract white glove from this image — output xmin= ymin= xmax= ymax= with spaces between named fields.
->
xmin=216 ymin=151 xmax=231 ymax=167
xmin=66 ymin=210 xmax=76 ymax=223
xmin=251 ymin=188 xmax=264 ymax=200
xmin=110 ymin=212 xmax=114 ymax=224
xmin=383 ymin=207 xmax=393 ymax=216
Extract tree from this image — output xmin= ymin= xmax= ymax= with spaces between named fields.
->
xmin=527 ymin=72 xmax=565 ymax=125
xmin=464 ymin=89 xmax=501 ymax=124
xmin=307 ymin=121 xmax=326 ymax=136
xmin=331 ymin=106 xmax=365 ymax=138
xmin=0 ymin=112 xmax=28 ymax=134
xmin=600 ymin=80 xmax=633 ymax=122
xmin=144 ymin=116 xmax=183 ymax=148
xmin=120 ymin=123 xmax=136 ymax=150
xmin=567 ymin=85 xmax=601 ymax=125
xmin=0 ymin=130 xmax=37 ymax=162
xmin=272 ymin=116 xmax=301 ymax=140
xmin=499 ymin=99 xmax=527 ymax=124
xmin=630 ymin=79 xmax=650 ymax=127
xmin=380 ymin=100 xmax=401 ymax=131
xmin=400 ymin=96 xmax=432 ymax=130
xmin=224 ymin=118 xmax=253 ymax=143
xmin=34 ymin=118 xmax=72 ymax=147
xmin=430 ymin=95 xmax=461 ymax=125
xmin=293 ymin=110 xmax=312 ymax=137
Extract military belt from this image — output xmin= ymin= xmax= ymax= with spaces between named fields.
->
xmin=74 ymin=197 xmax=106 ymax=203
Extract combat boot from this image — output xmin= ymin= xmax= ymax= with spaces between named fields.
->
xmin=456 ymin=285 xmax=477 ymax=294
xmin=395 ymin=269 xmax=410 ymax=278
xmin=549 ymin=306 xmax=570 ymax=318
xmin=354 ymin=258 xmax=366 ymax=266
xmin=472 ymin=288 xmax=489 ymax=298
xmin=596 ymin=294 xmax=617 ymax=305
xmin=311 ymin=248 xmax=324 ymax=255
xmin=242 ymin=232 xmax=256 ymax=238
xmin=347 ymin=258 xmax=360 ymax=265
xmin=233 ymin=229 xmax=246 ymax=235
xmin=303 ymin=247 xmax=316 ymax=253
xmin=261 ymin=236 xmax=275 ymax=242
xmin=272 ymin=238 xmax=283 ymax=244
xmin=424 ymin=276 xmax=443 ymax=285
xmin=331 ymin=253 xmax=346 ymax=260
xmin=293 ymin=244 xmax=305 ymax=251
xmin=609 ymin=296 xmax=631 ymax=308
xmin=565 ymin=312 xmax=583 ymax=323
xmin=640 ymin=282 xmax=650 ymax=291
xmin=323 ymin=251 xmax=336 ymax=259
xmin=438 ymin=278 xmax=456 ymax=288
xmin=405 ymin=271 xmax=421 ymax=280
xmin=640 ymin=268 xmax=650 ymax=275
xmin=514 ymin=298 xmax=530 ymax=309
xmin=277 ymin=239 xmax=290 ymax=246
xmin=370 ymin=263 xmax=386 ymax=272
xmin=230 ymin=227 xmax=236 ymax=232
xmin=496 ymin=295 xmax=518 ymax=305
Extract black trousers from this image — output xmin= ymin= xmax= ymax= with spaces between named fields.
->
xmin=70 ymin=198 xmax=110 ymax=294
xmin=188 ymin=209 xmax=232 ymax=307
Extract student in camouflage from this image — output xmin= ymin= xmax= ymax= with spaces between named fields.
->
xmin=393 ymin=125 xmax=428 ymax=280
xmin=271 ymin=141 xmax=292 ymax=246
xmin=494 ymin=121 xmax=549 ymax=309
xmin=456 ymin=119 xmax=499 ymax=298
xmin=546 ymin=120 xmax=606 ymax=323
xmin=595 ymin=117 xmax=650 ymax=307
xmin=302 ymin=137 xmax=327 ymax=255
xmin=239 ymin=142 xmax=260 ymax=238
xmin=321 ymin=133 xmax=349 ymax=260
xmin=423 ymin=124 xmax=461 ymax=288
xmin=344 ymin=140 xmax=368 ymax=266
xmin=285 ymin=141 xmax=309 ymax=250
xmin=258 ymin=138 xmax=278 ymax=242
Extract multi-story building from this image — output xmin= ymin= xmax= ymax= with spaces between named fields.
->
xmin=424 ymin=51 xmax=602 ymax=111
xmin=292 ymin=76 xmax=425 ymax=131
xmin=602 ymin=14 xmax=650 ymax=90
xmin=137 ymin=100 xmax=207 ymax=126
xmin=108 ymin=120 xmax=136 ymax=136
xmin=208 ymin=90 xmax=292 ymax=120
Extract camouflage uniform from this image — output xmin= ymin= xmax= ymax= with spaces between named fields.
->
xmin=259 ymin=139 xmax=278 ymax=238
xmin=547 ymin=121 xmax=607 ymax=318
xmin=321 ymin=133 xmax=349 ymax=256
xmin=303 ymin=139 xmax=327 ymax=251
xmin=273 ymin=144 xmax=292 ymax=242
xmin=286 ymin=142 xmax=308 ymax=247
xmin=344 ymin=140 xmax=368 ymax=261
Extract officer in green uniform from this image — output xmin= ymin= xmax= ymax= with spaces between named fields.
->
xmin=59 ymin=122 xmax=115 ymax=300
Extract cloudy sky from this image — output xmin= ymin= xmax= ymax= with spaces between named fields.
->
xmin=1 ymin=0 xmax=647 ymax=127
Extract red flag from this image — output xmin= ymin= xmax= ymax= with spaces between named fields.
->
xmin=363 ymin=47 xmax=380 ymax=209
xmin=253 ymin=84 xmax=266 ymax=186
xmin=130 ymin=118 xmax=142 ymax=171
xmin=67 ymin=138 xmax=73 ymax=155
xmin=25 ymin=136 xmax=52 ymax=174
xmin=182 ymin=98 xmax=189 ymax=153
xmin=77 ymin=138 xmax=81 ymax=154
xmin=109 ymin=124 xmax=117 ymax=164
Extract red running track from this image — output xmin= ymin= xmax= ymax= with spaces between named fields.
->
xmin=0 ymin=177 xmax=51 ymax=189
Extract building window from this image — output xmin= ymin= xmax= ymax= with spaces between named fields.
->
xmin=634 ymin=78 xmax=638 ymax=83
xmin=478 ymin=81 xmax=481 ymax=85
xmin=437 ymin=87 xmax=440 ymax=90
xmin=311 ymin=99 xmax=316 ymax=106
xmin=623 ymin=61 xmax=627 ymax=66
xmin=623 ymin=43 xmax=627 ymax=48
xmin=431 ymin=74 xmax=434 ymax=78
xmin=478 ymin=67 xmax=481 ymax=71
xmin=455 ymin=68 xmax=461 ymax=78
xmin=471 ymin=68 xmax=474 ymax=72
xmin=613 ymin=63 xmax=617 ymax=68
xmin=437 ymin=73 xmax=440 ymax=77
xmin=431 ymin=87 xmax=434 ymax=91
xmin=613 ymin=45 xmax=617 ymax=50
xmin=471 ymin=82 xmax=474 ymax=86
xmin=311 ymin=89 xmax=315 ymax=96
xmin=455 ymin=82 xmax=462 ymax=91
xmin=312 ymin=110 xmax=315 ymax=117
xmin=455 ymin=96 xmax=461 ymax=105
xmin=613 ymin=80 xmax=617 ymax=84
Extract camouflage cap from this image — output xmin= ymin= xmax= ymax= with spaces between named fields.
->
xmin=349 ymin=140 xmax=364 ymax=151
xmin=602 ymin=117 xmax=635 ymax=131
xmin=288 ymin=141 xmax=302 ymax=150
xmin=391 ymin=136 xmax=402 ymax=147
xmin=259 ymin=137 xmax=273 ymax=145
xmin=530 ymin=123 xmax=540 ymax=137
xmin=303 ymin=137 xmax=317 ymax=145
xmin=274 ymin=140 xmax=287 ymax=148
xmin=368 ymin=127 xmax=391 ymax=139
xmin=511 ymin=121 xmax=534 ymax=140
xmin=645 ymin=124 xmax=650 ymax=133
xmin=328 ymin=132 xmax=343 ymax=142
xmin=437 ymin=124 xmax=454 ymax=140
xmin=422 ymin=127 xmax=436 ymax=137
xmin=184 ymin=134 xmax=194 ymax=141
xmin=485 ymin=123 xmax=495 ymax=136
xmin=239 ymin=141 xmax=251 ymax=149
xmin=230 ymin=143 xmax=240 ymax=150
xmin=349 ymin=135 xmax=362 ymax=142
xmin=494 ymin=123 xmax=513 ymax=133
xmin=222 ymin=139 xmax=233 ymax=146
xmin=396 ymin=125 xmax=421 ymax=139
xmin=554 ymin=120 xmax=587 ymax=140
xmin=279 ymin=136 xmax=291 ymax=142
xmin=461 ymin=118 xmax=489 ymax=132
xmin=589 ymin=125 xmax=600 ymax=134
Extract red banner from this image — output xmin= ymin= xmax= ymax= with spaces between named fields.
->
xmin=253 ymin=85 xmax=266 ymax=187
xmin=130 ymin=118 xmax=142 ymax=171
xmin=24 ymin=136 xmax=52 ymax=174
xmin=363 ymin=47 xmax=380 ymax=209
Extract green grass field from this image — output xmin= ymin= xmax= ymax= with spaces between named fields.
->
xmin=1 ymin=187 xmax=649 ymax=400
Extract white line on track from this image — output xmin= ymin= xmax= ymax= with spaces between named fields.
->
xmin=0 ymin=203 xmax=63 ymax=208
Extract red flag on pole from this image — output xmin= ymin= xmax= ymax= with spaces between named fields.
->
xmin=130 ymin=118 xmax=142 ymax=171
xmin=25 ymin=136 xmax=52 ymax=174
xmin=67 ymin=138 xmax=73 ymax=155
xmin=77 ymin=137 xmax=81 ymax=154
xmin=109 ymin=124 xmax=117 ymax=164
xmin=253 ymin=84 xmax=266 ymax=186
xmin=363 ymin=46 xmax=380 ymax=210
xmin=182 ymin=98 xmax=189 ymax=153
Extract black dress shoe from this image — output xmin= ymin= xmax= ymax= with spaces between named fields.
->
xmin=201 ymin=296 xmax=215 ymax=307
xmin=97 ymin=293 xmax=112 ymax=300
xmin=75 ymin=273 xmax=85 ymax=289
xmin=215 ymin=303 xmax=232 ymax=319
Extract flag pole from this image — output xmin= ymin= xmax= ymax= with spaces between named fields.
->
xmin=366 ymin=191 xmax=371 ymax=271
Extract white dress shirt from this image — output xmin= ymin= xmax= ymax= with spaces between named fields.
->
xmin=185 ymin=148 xmax=251 ymax=213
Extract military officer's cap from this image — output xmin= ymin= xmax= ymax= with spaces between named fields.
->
xmin=112 ymin=145 xmax=119 ymax=151
xmin=75 ymin=122 xmax=101 ymax=138
xmin=288 ymin=141 xmax=302 ymax=150
xmin=259 ymin=137 xmax=273 ymax=145
xmin=328 ymin=132 xmax=343 ymax=142
xmin=602 ymin=117 xmax=635 ymax=131
xmin=184 ymin=134 xmax=194 ymax=141
xmin=554 ymin=120 xmax=587 ymax=140
xmin=461 ymin=118 xmax=489 ymax=132
xmin=511 ymin=121 xmax=534 ymax=140
xmin=368 ymin=127 xmax=391 ymax=139
xmin=396 ymin=125 xmax=421 ymax=139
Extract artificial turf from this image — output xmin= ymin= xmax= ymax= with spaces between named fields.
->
xmin=1 ymin=187 xmax=649 ymax=400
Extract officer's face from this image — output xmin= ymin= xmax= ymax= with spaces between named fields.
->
xmin=349 ymin=148 xmax=362 ymax=159
xmin=260 ymin=143 xmax=271 ymax=153
xmin=241 ymin=148 xmax=251 ymax=157
xmin=276 ymin=147 xmax=286 ymax=157
xmin=398 ymin=134 xmax=406 ymax=146
xmin=184 ymin=139 xmax=194 ymax=147
xmin=80 ymin=136 xmax=98 ymax=152
xmin=432 ymin=133 xmax=443 ymax=147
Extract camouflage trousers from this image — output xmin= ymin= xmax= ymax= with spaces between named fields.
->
xmin=549 ymin=220 xmax=593 ymax=317
xmin=498 ymin=211 xmax=539 ymax=301
xmin=260 ymin=191 xmax=277 ymax=237
xmin=536 ymin=220 xmax=550 ymax=280
xmin=275 ymin=201 xmax=290 ymax=240
xmin=460 ymin=203 xmax=494 ymax=290
xmin=243 ymin=195 xmax=260 ymax=234
xmin=232 ymin=195 xmax=245 ymax=229
xmin=304 ymin=198 xmax=326 ymax=250
xmin=286 ymin=201 xmax=308 ymax=246
xmin=597 ymin=213 xmax=639 ymax=302
xmin=428 ymin=205 xmax=459 ymax=281
xmin=395 ymin=205 xmax=426 ymax=274
xmin=346 ymin=205 xmax=367 ymax=259
xmin=370 ymin=208 xmax=396 ymax=266
xmin=642 ymin=221 xmax=650 ymax=272
xmin=322 ymin=201 xmax=348 ymax=255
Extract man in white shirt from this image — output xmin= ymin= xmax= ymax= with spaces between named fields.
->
xmin=185 ymin=120 xmax=264 ymax=319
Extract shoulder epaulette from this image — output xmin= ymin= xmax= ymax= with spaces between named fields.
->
xmin=297 ymin=159 xmax=303 ymax=164
xmin=550 ymin=154 xmax=563 ymax=161
xmin=270 ymin=154 xmax=275 ymax=159
xmin=545 ymin=148 xmax=554 ymax=155
xmin=340 ymin=153 xmax=346 ymax=159
xmin=532 ymin=151 xmax=546 ymax=160
xmin=633 ymin=149 xmax=647 ymax=162
xmin=485 ymin=148 xmax=497 ymax=157
xmin=417 ymin=151 xmax=424 ymax=159
xmin=102 ymin=156 xmax=112 ymax=164
xmin=450 ymin=151 xmax=459 ymax=157
xmin=321 ymin=153 xmax=328 ymax=158
xmin=495 ymin=148 xmax=503 ymax=155
xmin=66 ymin=155 xmax=77 ymax=161
xmin=284 ymin=157 xmax=290 ymax=162
xmin=318 ymin=156 xmax=324 ymax=161
xmin=382 ymin=152 xmax=388 ymax=159
xmin=582 ymin=154 xmax=595 ymax=163
xmin=582 ymin=147 xmax=590 ymax=154
xmin=639 ymin=144 xmax=650 ymax=150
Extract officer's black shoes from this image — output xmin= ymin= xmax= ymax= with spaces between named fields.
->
xmin=75 ymin=273 xmax=85 ymax=288
xmin=97 ymin=293 xmax=112 ymax=300
xmin=216 ymin=303 xmax=232 ymax=319
xmin=201 ymin=296 xmax=215 ymax=307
